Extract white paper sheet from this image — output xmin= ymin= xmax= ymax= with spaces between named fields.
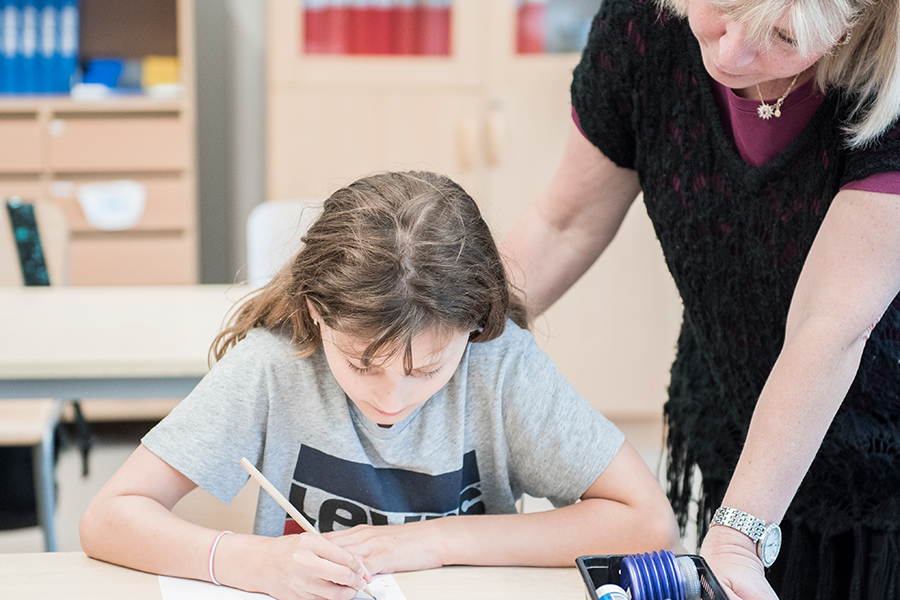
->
xmin=158 ymin=573 xmax=406 ymax=600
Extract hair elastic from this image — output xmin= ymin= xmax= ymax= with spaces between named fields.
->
xmin=208 ymin=530 xmax=233 ymax=586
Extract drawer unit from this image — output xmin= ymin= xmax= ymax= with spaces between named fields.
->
xmin=50 ymin=177 xmax=195 ymax=233
xmin=47 ymin=112 xmax=190 ymax=173
xmin=0 ymin=114 xmax=42 ymax=173
xmin=69 ymin=232 xmax=197 ymax=285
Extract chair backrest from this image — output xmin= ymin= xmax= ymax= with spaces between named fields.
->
xmin=0 ymin=198 xmax=69 ymax=287
xmin=246 ymin=199 xmax=323 ymax=289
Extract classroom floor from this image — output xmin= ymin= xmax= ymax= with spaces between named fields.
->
xmin=0 ymin=417 xmax=690 ymax=554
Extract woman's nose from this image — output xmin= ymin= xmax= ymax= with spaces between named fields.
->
xmin=717 ymin=21 xmax=757 ymax=69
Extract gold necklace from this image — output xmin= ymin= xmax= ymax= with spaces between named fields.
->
xmin=756 ymin=72 xmax=801 ymax=120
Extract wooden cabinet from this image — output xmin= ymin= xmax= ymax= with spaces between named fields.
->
xmin=267 ymin=0 xmax=681 ymax=420
xmin=0 ymin=0 xmax=197 ymax=286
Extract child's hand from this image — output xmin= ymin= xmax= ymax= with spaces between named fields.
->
xmin=323 ymin=521 xmax=445 ymax=575
xmin=259 ymin=532 xmax=372 ymax=600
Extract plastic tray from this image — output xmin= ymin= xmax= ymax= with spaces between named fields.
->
xmin=575 ymin=554 xmax=729 ymax=600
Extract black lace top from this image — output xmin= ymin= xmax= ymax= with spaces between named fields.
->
xmin=572 ymin=0 xmax=900 ymax=595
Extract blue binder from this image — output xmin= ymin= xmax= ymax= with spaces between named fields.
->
xmin=36 ymin=0 xmax=54 ymax=92
xmin=0 ymin=0 xmax=18 ymax=93
xmin=54 ymin=0 xmax=75 ymax=93
xmin=19 ymin=0 xmax=38 ymax=93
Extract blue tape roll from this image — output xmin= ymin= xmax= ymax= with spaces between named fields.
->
xmin=621 ymin=550 xmax=693 ymax=600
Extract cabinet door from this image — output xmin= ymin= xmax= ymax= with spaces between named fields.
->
xmin=268 ymin=87 xmax=487 ymax=200
xmin=483 ymin=0 xmax=682 ymax=420
xmin=481 ymin=0 xmax=595 ymax=236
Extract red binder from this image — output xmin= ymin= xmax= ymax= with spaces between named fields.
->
xmin=419 ymin=0 xmax=451 ymax=56
xmin=368 ymin=0 xmax=393 ymax=55
xmin=391 ymin=0 xmax=419 ymax=54
xmin=326 ymin=1 xmax=352 ymax=54
xmin=516 ymin=0 xmax=546 ymax=54
xmin=347 ymin=0 xmax=366 ymax=54
xmin=304 ymin=0 xmax=329 ymax=54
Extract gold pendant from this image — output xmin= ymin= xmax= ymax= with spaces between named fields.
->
xmin=757 ymin=103 xmax=775 ymax=120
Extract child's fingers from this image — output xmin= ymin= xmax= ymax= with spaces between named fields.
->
xmin=322 ymin=525 xmax=378 ymax=550
xmin=311 ymin=556 xmax=368 ymax=591
xmin=304 ymin=534 xmax=372 ymax=587
xmin=299 ymin=577 xmax=364 ymax=600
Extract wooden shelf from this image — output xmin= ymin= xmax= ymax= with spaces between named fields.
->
xmin=0 ymin=0 xmax=197 ymax=286
xmin=0 ymin=96 xmax=187 ymax=113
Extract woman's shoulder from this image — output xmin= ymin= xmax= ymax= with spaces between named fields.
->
xmin=840 ymin=116 xmax=900 ymax=185
xmin=589 ymin=0 xmax=685 ymax=41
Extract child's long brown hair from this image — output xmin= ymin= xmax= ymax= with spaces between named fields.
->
xmin=212 ymin=171 xmax=528 ymax=371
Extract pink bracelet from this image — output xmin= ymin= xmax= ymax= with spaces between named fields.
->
xmin=208 ymin=530 xmax=233 ymax=586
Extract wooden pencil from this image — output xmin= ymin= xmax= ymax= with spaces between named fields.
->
xmin=239 ymin=457 xmax=376 ymax=599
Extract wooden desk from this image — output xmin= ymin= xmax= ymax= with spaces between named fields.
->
xmin=0 ymin=552 xmax=587 ymax=600
xmin=0 ymin=285 xmax=249 ymax=400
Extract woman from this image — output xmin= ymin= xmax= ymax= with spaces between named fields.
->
xmin=501 ymin=0 xmax=900 ymax=598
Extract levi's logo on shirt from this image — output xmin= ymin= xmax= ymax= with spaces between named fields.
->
xmin=284 ymin=446 xmax=484 ymax=534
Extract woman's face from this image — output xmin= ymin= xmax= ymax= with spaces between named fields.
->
xmin=688 ymin=0 xmax=827 ymax=97
xmin=317 ymin=319 xmax=470 ymax=427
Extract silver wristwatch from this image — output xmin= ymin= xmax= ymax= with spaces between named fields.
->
xmin=711 ymin=506 xmax=782 ymax=568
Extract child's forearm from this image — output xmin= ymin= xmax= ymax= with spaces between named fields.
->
xmin=434 ymin=498 xmax=678 ymax=567
xmin=326 ymin=496 xmax=678 ymax=574
xmin=80 ymin=491 xmax=370 ymax=599
xmin=80 ymin=492 xmax=221 ymax=582
xmin=432 ymin=442 xmax=680 ymax=567
xmin=326 ymin=442 xmax=680 ymax=572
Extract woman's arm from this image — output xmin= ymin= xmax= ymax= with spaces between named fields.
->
xmin=80 ymin=444 xmax=370 ymax=600
xmin=324 ymin=440 xmax=680 ymax=573
xmin=501 ymin=123 xmax=642 ymax=315
xmin=701 ymin=189 xmax=900 ymax=600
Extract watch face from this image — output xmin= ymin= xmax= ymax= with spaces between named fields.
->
xmin=759 ymin=525 xmax=782 ymax=567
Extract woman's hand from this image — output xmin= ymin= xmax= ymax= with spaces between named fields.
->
xmin=700 ymin=526 xmax=778 ymax=600
xmin=241 ymin=532 xmax=372 ymax=600
xmin=323 ymin=521 xmax=446 ymax=575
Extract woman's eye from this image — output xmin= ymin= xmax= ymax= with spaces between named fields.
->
xmin=775 ymin=30 xmax=797 ymax=46
xmin=348 ymin=363 xmax=371 ymax=374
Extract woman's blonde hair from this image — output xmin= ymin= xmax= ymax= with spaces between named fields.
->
xmin=212 ymin=171 xmax=528 ymax=371
xmin=657 ymin=0 xmax=900 ymax=147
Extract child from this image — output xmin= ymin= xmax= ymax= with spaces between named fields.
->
xmin=80 ymin=171 xmax=678 ymax=600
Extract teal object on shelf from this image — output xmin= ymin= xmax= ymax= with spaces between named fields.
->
xmin=5 ymin=197 xmax=50 ymax=286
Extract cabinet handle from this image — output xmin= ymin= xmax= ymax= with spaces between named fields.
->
xmin=457 ymin=117 xmax=479 ymax=171
xmin=49 ymin=119 xmax=66 ymax=137
xmin=485 ymin=110 xmax=505 ymax=166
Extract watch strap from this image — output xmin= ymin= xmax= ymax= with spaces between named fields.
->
xmin=710 ymin=506 xmax=767 ymax=542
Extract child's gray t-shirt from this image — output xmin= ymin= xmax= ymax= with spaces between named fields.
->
xmin=142 ymin=320 xmax=625 ymax=536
